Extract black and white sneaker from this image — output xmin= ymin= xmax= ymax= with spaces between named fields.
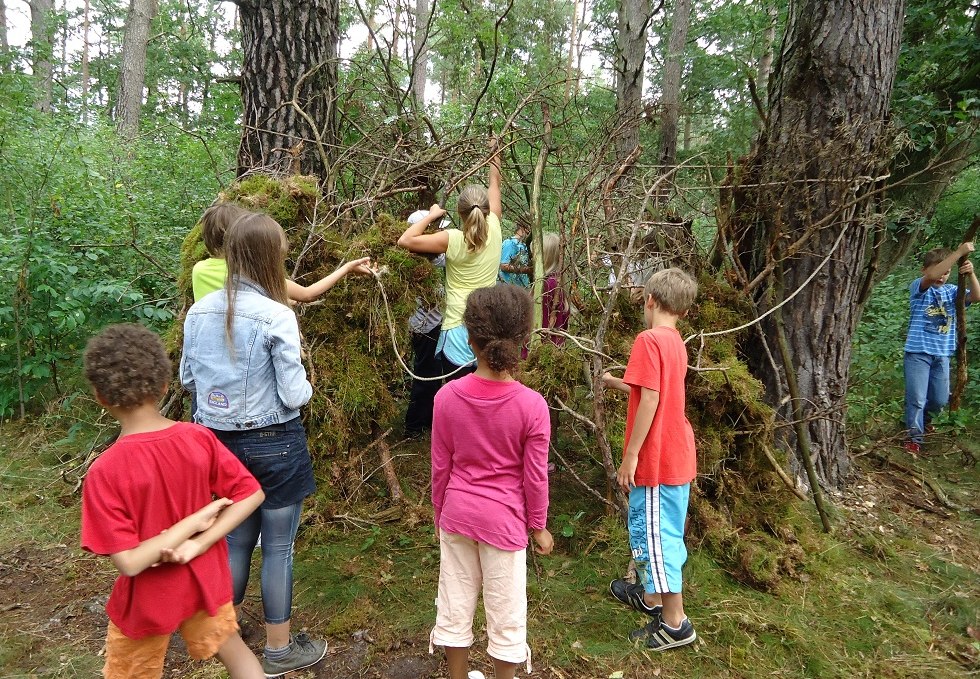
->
xmin=608 ymin=579 xmax=662 ymax=618
xmin=645 ymin=618 xmax=697 ymax=651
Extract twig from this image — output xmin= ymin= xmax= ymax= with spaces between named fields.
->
xmin=550 ymin=444 xmax=617 ymax=510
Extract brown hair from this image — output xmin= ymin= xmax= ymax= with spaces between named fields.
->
xmin=84 ymin=323 xmax=171 ymax=408
xmin=457 ymin=185 xmax=490 ymax=253
xmin=464 ymin=285 xmax=532 ymax=374
xmin=643 ymin=267 xmax=698 ymax=316
xmin=224 ymin=213 xmax=290 ymax=346
xmin=922 ymin=247 xmax=951 ymax=269
xmin=201 ymin=203 xmax=249 ymax=256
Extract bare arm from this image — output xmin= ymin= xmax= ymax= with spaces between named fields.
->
xmin=961 ymin=260 xmax=980 ymax=303
xmin=397 ymin=205 xmax=451 ymax=254
xmin=602 ymin=372 xmax=631 ymax=394
xmin=109 ymin=498 xmax=232 ymax=577
xmin=617 ymin=387 xmax=660 ymax=493
xmin=159 ymin=489 xmax=265 ymax=564
xmin=286 ymin=257 xmax=373 ymax=303
xmin=488 ymin=148 xmax=502 ymax=219
xmin=921 ymin=242 xmax=975 ymax=290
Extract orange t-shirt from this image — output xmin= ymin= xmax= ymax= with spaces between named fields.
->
xmin=622 ymin=326 xmax=696 ymax=486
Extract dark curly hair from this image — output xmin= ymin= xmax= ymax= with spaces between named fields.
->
xmin=463 ymin=285 xmax=532 ymax=374
xmin=83 ymin=323 xmax=172 ymax=408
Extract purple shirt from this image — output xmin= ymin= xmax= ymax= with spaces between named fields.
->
xmin=431 ymin=374 xmax=550 ymax=550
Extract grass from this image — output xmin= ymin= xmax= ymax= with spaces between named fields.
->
xmin=0 ymin=401 xmax=977 ymax=678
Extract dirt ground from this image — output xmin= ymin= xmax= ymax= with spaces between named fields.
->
xmin=1 ymin=441 xmax=977 ymax=678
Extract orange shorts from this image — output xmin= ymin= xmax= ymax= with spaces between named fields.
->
xmin=102 ymin=602 xmax=238 ymax=679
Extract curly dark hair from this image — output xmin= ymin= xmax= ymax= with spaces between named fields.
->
xmin=83 ymin=323 xmax=172 ymax=408
xmin=463 ymin=285 xmax=532 ymax=373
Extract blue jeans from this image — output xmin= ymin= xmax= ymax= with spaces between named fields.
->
xmin=904 ymin=352 xmax=950 ymax=444
xmin=227 ymin=501 xmax=302 ymax=624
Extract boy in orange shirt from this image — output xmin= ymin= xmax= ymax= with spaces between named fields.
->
xmin=602 ymin=268 xmax=698 ymax=650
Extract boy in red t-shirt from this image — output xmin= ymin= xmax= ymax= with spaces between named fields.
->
xmin=602 ymin=268 xmax=698 ymax=651
xmin=80 ymin=324 xmax=266 ymax=678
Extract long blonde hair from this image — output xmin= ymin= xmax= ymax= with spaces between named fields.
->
xmin=541 ymin=232 xmax=561 ymax=275
xmin=224 ymin=213 xmax=290 ymax=347
xmin=457 ymin=185 xmax=490 ymax=253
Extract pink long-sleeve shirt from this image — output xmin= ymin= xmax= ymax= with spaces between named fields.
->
xmin=431 ymin=374 xmax=550 ymax=551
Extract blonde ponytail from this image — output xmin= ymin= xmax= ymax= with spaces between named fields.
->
xmin=457 ymin=185 xmax=490 ymax=253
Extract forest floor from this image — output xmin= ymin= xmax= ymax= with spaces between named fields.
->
xmin=0 ymin=411 xmax=978 ymax=679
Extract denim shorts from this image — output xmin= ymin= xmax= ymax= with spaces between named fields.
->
xmin=212 ymin=417 xmax=316 ymax=509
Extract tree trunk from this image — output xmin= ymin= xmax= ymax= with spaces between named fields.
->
xmin=29 ymin=0 xmax=54 ymax=111
xmin=614 ymin=0 xmax=650 ymax=160
xmin=411 ymin=0 xmax=430 ymax=107
xmin=0 ymin=0 xmax=8 ymax=55
xmin=237 ymin=0 xmax=340 ymax=184
xmin=657 ymin=0 xmax=691 ymax=169
xmin=733 ymin=0 xmax=905 ymax=489
xmin=80 ymin=0 xmax=90 ymax=122
xmin=116 ymin=0 xmax=158 ymax=139
xmin=563 ymin=0 xmax=580 ymax=101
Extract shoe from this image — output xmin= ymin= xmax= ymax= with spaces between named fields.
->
xmin=608 ymin=579 xmax=662 ymax=618
xmin=405 ymin=429 xmax=425 ymax=441
xmin=924 ymin=423 xmax=936 ymax=434
xmin=645 ymin=618 xmax=697 ymax=651
xmin=262 ymin=634 xmax=327 ymax=677
xmin=903 ymin=441 xmax=921 ymax=455
xmin=628 ymin=617 xmax=661 ymax=642
xmin=467 ymin=672 xmax=487 ymax=679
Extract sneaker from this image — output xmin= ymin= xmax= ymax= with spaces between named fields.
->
xmin=608 ymin=579 xmax=662 ymax=618
xmin=628 ymin=617 xmax=661 ymax=642
xmin=903 ymin=441 xmax=921 ymax=455
xmin=645 ymin=618 xmax=697 ymax=651
xmin=467 ymin=672 xmax=487 ymax=679
xmin=263 ymin=634 xmax=327 ymax=678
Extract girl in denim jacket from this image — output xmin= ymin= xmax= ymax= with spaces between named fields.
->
xmin=180 ymin=213 xmax=326 ymax=677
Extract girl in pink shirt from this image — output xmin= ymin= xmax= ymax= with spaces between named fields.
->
xmin=430 ymin=284 xmax=553 ymax=679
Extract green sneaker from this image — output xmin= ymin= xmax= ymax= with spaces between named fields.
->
xmin=262 ymin=633 xmax=327 ymax=677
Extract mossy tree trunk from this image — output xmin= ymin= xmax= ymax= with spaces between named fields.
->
xmin=732 ymin=0 xmax=905 ymax=488
xmin=236 ymin=0 xmax=339 ymax=183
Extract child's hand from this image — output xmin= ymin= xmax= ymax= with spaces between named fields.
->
xmin=616 ymin=455 xmax=638 ymax=494
xmin=960 ymin=260 xmax=975 ymax=276
xmin=344 ymin=256 xmax=374 ymax=276
xmin=601 ymin=372 xmax=619 ymax=389
xmin=532 ymin=528 xmax=553 ymax=555
xmin=159 ymin=538 xmax=205 ymax=564
xmin=191 ymin=498 xmax=232 ymax=533
xmin=428 ymin=204 xmax=447 ymax=220
xmin=958 ymin=242 xmax=976 ymax=256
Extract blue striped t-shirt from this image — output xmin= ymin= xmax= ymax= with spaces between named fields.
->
xmin=904 ymin=279 xmax=965 ymax=356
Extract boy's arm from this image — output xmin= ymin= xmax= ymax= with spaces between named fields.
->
xmin=286 ymin=256 xmax=373 ymax=303
xmin=960 ymin=260 xmax=980 ymax=303
xmin=602 ymin=372 xmax=631 ymax=394
xmin=617 ymin=387 xmax=660 ymax=493
xmin=109 ymin=498 xmax=232 ymax=577
xmin=921 ymin=242 xmax=975 ymax=289
xmin=159 ymin=489 xmax=265 ymax=564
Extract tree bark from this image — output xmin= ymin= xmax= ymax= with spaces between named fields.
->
xmin=657 ymin=0 xmax=691 ymax=169
xmin=411 ymin=0 xmax=430 ymax=107
xmin=80 ymin=0 xmax=90 ymax=123
xmin=732 ymin=0 xmax=905 ymax=488
xmin=614 ymin=0 xmax=650 ymax=160
xmin=29 ymin=0 xmax=54 ymax=111
xmin=0 ymin=0 xmax=8 ymax=54
xmin=238 ymin=0 xmax=340 ymax=184
xmin=116 ymin=0 xmax=158 ymax=139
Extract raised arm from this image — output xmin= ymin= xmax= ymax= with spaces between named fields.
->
xmin=488 ymin=146 xmax=502 ymax=219
xmin=397 ymin=205 xmax=451 ymax=254
xmin=286 ymin=257 xmax=373 ymax=303
xmin=109 ymin=498 xmax=233 ymax=577
xmin=961 ymin=260 xmax=980 ymax=303
xmin=921 ymin=242 xmax=975 ymax=290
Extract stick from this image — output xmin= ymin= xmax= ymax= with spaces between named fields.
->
xmin=762 ymin=444 xmax=808 ymax=501
xmin=949 ymin=214 xmax=980 ymax=411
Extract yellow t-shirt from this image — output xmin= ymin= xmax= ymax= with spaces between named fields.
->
xmin=442 ymin=213 xmax=502 ymax=330
xmin=192 ymin=257 xmax=228 ymax=302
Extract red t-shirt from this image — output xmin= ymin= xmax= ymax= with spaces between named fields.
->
xmin=81 ymin=422 xmax=260 ymax=639
xmin=622 ymin=326 xmax=696 ymax=486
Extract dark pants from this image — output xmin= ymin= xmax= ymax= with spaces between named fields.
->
xmin=440 ymin=355 xmax=477 ymax=384
xmin=405 ymin=325 xmax=443 ymax=435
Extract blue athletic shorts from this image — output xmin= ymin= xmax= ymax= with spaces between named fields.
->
xmin=628 ymin=484 xmax=690 ymax=594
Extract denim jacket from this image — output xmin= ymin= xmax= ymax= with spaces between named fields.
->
xmin=180 ymin=280 xmax=312 ymax=431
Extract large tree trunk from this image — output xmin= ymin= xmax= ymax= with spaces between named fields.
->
xmin=657 ymin=0 xmax=691 ymax=169
xmin=411 ymin=0 xmax=430 ymax=107
xmin=238 ymin=0 xmax=340 ymax=183
xmin=0 ymin=0 xmax=8 ymax=54
xmin=732 ymin=0 xmax=905 ymax=488
xmin=29 ymin=0 xmax=53 ymax=111
xmin=614 ymin=0 xmax=650 ymax=159
xmin=116 ymin=0 xmax=158 ymax=139
xmin=80 ymin=0 xmax=90 ymax=122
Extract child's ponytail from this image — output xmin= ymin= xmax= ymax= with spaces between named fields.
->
xmin=457 ymin=185 xmax=490 ymax=253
